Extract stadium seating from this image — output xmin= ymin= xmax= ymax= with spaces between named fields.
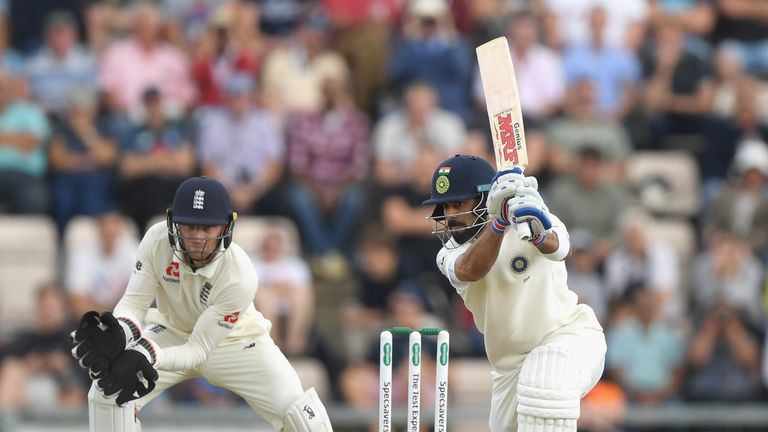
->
xmin=0 ymin=216 xmax=58 ymax=338
xmin=63 ymin=215 xmax=139 ymax=252
xmin=232 ymin=216 xmax=301 ymax=258
xmin=627 ymin=151 xmax=701 ymax=217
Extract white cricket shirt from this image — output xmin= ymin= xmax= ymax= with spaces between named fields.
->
xmin=114 ymin=222 xmax=270 ymax=371
xmin=437 ymin=217 xmax=602 ymax=373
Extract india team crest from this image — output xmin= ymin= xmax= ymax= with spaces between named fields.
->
xmin=435 ymin=175 xmax=450 ymax=194
xmin=510 ymin=256 xmax=528 ymax=274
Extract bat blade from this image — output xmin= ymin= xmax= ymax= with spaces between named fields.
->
xmin=476 ymin=36 xmax=528 ymax=170
xmin=476 ymin=36 xmax=532 ymax=239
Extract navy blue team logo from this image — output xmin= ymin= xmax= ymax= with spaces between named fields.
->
xmin=510 ymin=256 xmax=528 ymax=274
xmin=200 ymin=281 xmax=212 ymax=306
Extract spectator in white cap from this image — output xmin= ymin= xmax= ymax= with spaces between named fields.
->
xmin=703 ymin=140 xmax=768 ymax=258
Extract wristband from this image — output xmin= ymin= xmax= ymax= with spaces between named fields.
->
xmin=117 ymin=316 xmax=141 ymax=345
xmin=531 ymin=231 xmax=548 ymax=246
xmin=131 ymin=337 xmax=161 ymax=366
xmin=491 ymin=218 xmax=509 ymax=235
xmin=542 ymin=225 xmax=570 ymax=261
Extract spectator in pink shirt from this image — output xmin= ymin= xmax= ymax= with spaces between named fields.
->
xmin=473 ymin=12 xmax=565 ymax=121
xmin=98 ymin=2 xmax=194 ymax=119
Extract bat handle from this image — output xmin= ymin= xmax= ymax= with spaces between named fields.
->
xmin=515 ymin=222 xmax=532 ymax=241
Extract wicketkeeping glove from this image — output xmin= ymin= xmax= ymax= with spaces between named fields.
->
xmin=71 ymin=311 xmax=140 ymax=379
xmin=97 ymin=339 xmax=159 ymax=406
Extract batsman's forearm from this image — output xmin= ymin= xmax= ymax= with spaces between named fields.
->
xmin=454 ymin=225 xmax=504 ymax=282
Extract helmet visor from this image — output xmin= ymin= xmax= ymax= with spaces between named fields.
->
xmin=426 ymin=198 xmax=488 ymax=248
xmin=169 ymin=222 xmax=227 ymax=269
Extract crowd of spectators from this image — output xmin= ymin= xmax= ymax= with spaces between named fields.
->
xmin=0 ymin=0 xmax=767 ymax=430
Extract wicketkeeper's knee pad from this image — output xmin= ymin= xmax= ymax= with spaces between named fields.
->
xmin=517 ymin=345 xmax=581 ymax=432
xmin=282 ymin=387 xmax=333 ymax=431
xmin=88 ymin=383 xmax=137 ymax=432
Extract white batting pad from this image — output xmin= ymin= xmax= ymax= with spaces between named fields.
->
xmin=518 ymin=416 xmax=577 ymax=432
xmin=517 ymin=345 xmax=581 ymax=432
xmin=88 ymin=384 xmax=135 ymax=432
xmin=282 ymin=387 xmax=333 ymax=431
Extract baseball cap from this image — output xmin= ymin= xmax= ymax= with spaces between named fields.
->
xmin=733 ymin=140 xmax=768 ymax=176
xmin=409 ymin=0 xmax=447 ymax=17
xmin=170 ymin=177 xmax=233 ymax=226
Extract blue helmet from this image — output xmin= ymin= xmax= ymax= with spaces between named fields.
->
xmin=169 ymin=176 xmax=234 ymax=226
xmin=166 ymin=177 xmax=237 ymax=267
xmin=422 ymin=155 xmax=495 ymax=245
xmin=422 ymin=155 xmax=495 ymax=218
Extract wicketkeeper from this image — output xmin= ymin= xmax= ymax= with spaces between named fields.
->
xmin=70 ymin=176 xmax=333 ymax=431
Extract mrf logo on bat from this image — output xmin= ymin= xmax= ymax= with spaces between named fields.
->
xmin=476 ymin=36 xmax=529 ymax=170
xmin=494 ymin=110 xmax=523 ymax=166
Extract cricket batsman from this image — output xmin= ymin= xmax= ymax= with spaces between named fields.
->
xmin=70 ymin=176 xmax=333 ymax=431
xmin=422 ymin=155 xmax=606 ymax=431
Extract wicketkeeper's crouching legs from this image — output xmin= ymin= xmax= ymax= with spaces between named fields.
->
xmin=195 ymin=333 xmax=332 ymax=431
xmin=85 ymin=312 xmax=332 ymax=431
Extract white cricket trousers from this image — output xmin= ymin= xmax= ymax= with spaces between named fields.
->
xmin=134 ymin=318 xmax=306 ymax=430
xmin=489 ymin=326 xmax=606 ymax=432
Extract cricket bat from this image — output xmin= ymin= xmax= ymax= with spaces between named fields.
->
xmin=476 ymin=36 xmax=532 ymax=240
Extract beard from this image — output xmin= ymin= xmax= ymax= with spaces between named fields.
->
xmin=449 ymin=221 xmax=484 ymax=245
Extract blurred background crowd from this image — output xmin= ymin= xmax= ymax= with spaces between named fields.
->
xmin=0 ymin=0 xmax=767 ymax=430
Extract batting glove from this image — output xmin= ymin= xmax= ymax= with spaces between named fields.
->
xmin=505 ymin=196 xmax=553 ymax=245
xmin=487 ymin=168 xmax=540 ymax=222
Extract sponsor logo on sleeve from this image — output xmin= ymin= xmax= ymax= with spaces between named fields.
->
xmin=135 ymin=260 xmax=142 ymax=272
xmin=163 ymin=262 xmax=180 ymax=283
xmin=217 ymin=311 xmax=240 ymax=329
